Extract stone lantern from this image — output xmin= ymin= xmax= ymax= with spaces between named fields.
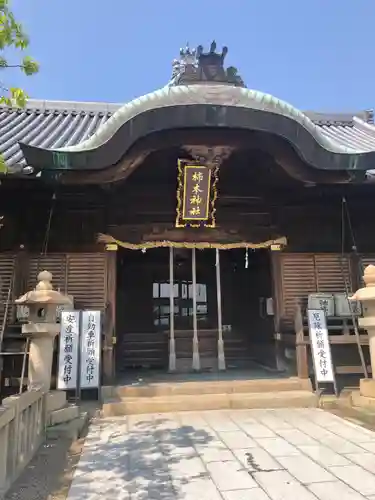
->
xmin=350 ymin=265 xmax=375 ymax=398
xmin=15 ymin=270 xmax=73 ymax=392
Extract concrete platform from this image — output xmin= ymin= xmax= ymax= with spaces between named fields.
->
xmin=66 ymin=408 xmax=375 ymax=500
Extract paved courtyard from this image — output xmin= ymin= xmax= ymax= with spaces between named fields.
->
xmin=67 ymin=408 xmax=375 ymax=499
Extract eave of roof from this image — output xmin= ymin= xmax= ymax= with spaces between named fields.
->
xmin=1 ymin=91 xmax=375 ymax=173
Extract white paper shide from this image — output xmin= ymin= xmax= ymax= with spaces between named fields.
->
xmin=57 ymin=311 xmax=80 ymax=390
xmin=307 ymin=309 xmax=335 ymax=383
xmin=80 ymin=311 xmax=101 ymax=389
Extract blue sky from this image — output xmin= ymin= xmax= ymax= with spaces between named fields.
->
xmin=8 ymin=0 xmax=375 ymax=111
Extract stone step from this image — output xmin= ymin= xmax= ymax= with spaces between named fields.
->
xmin=320 ymin=390 xmax=375 ymax=428
xmin=319 ymin=390 xmax=353 ymax=410
xmin=330 ymin=404 xmax=375 ymax=429
xmin=49 ymin=404 xmax=80 ymax=426
xmin=46 ymin=390 xmax=67 ymax=413
xmin=46 ymin=412 xmax=89 ymax=440
xmin=102 ymin=377 xmax=311 ymax=399
xmin=102 ymin=390 xmax=318 ymax=416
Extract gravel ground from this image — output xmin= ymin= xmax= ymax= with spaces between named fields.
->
xmin=4 ymin=433 xmax=86 ymax=500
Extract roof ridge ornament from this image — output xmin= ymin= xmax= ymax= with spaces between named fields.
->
xmin=196 ymin=40 xmax=228 ymax=66
xmin=179 ymin=42 xmax=197 ymax=60
xmin=168 ymin=40 xmax=245 ymax=88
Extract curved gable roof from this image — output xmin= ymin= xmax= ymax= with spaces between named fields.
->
xmin=55 ymin=86 xmax=375 ymax=156
xmin=1 ymin=87 xmax=375 ymax=174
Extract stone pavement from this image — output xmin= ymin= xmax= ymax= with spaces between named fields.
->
xmin=67 ymin=408 xmax=375 ymax=499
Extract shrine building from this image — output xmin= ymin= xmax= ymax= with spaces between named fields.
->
xmin=1 ymin=41 xmax=375 ymax=387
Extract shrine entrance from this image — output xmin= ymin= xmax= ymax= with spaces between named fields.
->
xmin=153 ymin=249 xmax=216 ymax=333
xmin=115 ymin=245 xmax=275 ymax=376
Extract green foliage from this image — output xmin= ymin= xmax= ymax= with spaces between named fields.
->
xmin=0 ymin=0 xmax=39 ymax=173
xmin=0 ymin=155 xmax=7 ymax=173
xmin=0 ymin=0 xmax=38 ymax=106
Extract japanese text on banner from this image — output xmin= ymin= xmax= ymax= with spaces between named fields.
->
xmin=57 ymin=311 xmax=79 ymax=390
xmin=307 ymin=309 xmax=335 ymax=383
xmin=182 ymin=166 xmax=211 ymax=221
xmin=80 ymin=310 xmax=101 ymax=389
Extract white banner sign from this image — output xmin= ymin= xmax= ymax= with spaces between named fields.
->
xmin=57 ymin=311 xmax=80 ymax=390
xmin=80 ymin=311 xmax=101 ymax=389
xmin=307 ymin=309 xmax=335 ymax=383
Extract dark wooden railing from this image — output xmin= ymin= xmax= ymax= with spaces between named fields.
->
xmin=274 ymin=299 xmax=370 ymax=379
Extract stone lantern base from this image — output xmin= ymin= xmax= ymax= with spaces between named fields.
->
xmin=349 ymin=379 xmax=375 ymax=410
xmin=360 ymin=378 xmax=375 ymax=398
xmin=15 ymin=270 xmax=74 ymax=392
xmin=349 ymin=265 xmax=375 ymax=410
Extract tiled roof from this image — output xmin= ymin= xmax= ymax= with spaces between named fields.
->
xmin=1 ymin=98 xmax=375 ymax=172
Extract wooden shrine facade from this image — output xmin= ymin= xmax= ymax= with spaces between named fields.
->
xmin=2 ymin=41 xmax=375 ymax=383
xmin=0 ymin=173 xmax=375 ymax=382
xmin=0 ymin=247 xmax=374 ymax=383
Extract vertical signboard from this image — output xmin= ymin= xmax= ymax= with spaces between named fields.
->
xmin=307 ymin=309 xmax=335 ymax=384
xmin=57 ymin=311 xmax=80 ymax=390
xmin=80 ymin=310 xmax=101 ymax=389
xmin=175 ymin=160 xmax=219 ymax=228
xmin=182 ymin=166 xmax=212 ymax=221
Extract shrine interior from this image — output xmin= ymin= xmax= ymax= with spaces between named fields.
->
xmin=115 ymin=246 xmax=275 ymax=376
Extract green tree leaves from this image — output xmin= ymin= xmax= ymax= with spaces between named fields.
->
xmin=22 ymin=55 xmax=38 ymax=76
xmin=0 ymin=155 xmax=7 ymax=173
xmin=0 ymin=0 xmax=29 ymax=51
xmin=0 ymin=0 xmax=39 ymax=103
xmin=0 ymin=0 xmax=39 ymax=173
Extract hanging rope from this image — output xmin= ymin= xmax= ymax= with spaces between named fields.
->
xmin=97 ymin=233 xmax=287 ymax=250
xmin=36 ymin=192 xmax=56 ymax=278
xmin=41 ymin=192 xmax=56 ymax=257
xmin=340 ymin=196 xmax=368 ymax=378
xmin=342 ymin=195 xmax=365 ymax=281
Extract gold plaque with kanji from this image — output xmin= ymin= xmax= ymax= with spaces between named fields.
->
xmin=176 ymin=160 xmax=218 ymax=228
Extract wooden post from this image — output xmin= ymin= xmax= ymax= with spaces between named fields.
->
xmin=12 ymin=248 xmax=30 ymax=323
xmin=294 ymin=299 xmax=309 ymax=379
xmin=270 ymin=252 xmax=285 ymax=370
xmin=103 ymin=249 xmax=117 ymax=385
xmin=13 ymin=248 xmax=29 ymax=297
xmin=169 ymin=247 xmax=176 ymax=371
xmin=191 ymin=248 xmax=200 ymax=371
xmin=350 ymin=252 xmax=361 ymax=291
xmin=216 ymin=249 xmax=225 ymax=370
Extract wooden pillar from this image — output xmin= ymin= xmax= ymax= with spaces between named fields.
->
xmin=12 ymin=248 xmax=30 ymax=322
xmin=169 ymin=247 xmax=176 ymax=371
xmin=350 ymin=252 xmax=362 ymax=291
xmin=294 ymin=299 xmax=309 ymax=379
xmin=103 ymin=248 xmax=117 ymax=385
xmin=216 ymin=249 xmax=225 ymax=370
xmin=191 ymin=248 xmax=200 ymax=370
xmin=271 ymin=251 xmax=288 ymax=371
xmin=13 ymin=248 xmax=29 ymax=296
